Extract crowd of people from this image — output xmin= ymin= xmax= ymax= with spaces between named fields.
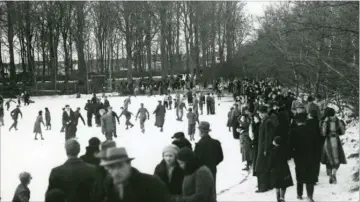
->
xmin=0 ymin=78 xmax=349 ymax=202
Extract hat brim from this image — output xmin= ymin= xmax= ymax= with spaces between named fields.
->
xmin=198 ymin=127 xmax=211 ymax=131
xmin=100 ymin=158 xmax=134 ymax=166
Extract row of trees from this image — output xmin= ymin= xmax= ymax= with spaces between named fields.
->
xmin=0 ymin=1 xmax=251 ymax=90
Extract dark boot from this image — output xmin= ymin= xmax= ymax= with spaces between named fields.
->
xmin=280 ymin=188 xmax=286 ymax=202
xmin=306 ymin=184 xmax=314 ymax=202
xmin=297 ymin=183 xmax=303 ymax=199
xmin=276 ymin=189 xmax=281 ymax=202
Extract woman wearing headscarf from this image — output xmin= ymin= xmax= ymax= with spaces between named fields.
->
xmin=154 ymin=145 xmax=184 ymax=197
xmin=174 ymin=147 xmax=216 ymax=202
xmin=320 ymin=107 xmax=347 ymax=184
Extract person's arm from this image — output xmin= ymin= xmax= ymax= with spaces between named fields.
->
xmin=216 ymin=141 xmax=224 ymax=165
xmin=146 ymin=109 xmax=150 ymax=119
xmin=114 ymin=113 xmax=120 ymax=124
xmin=136 ymin=109 xmax=140 ymax=120
xmin=80 ymin=113 xmax=86 ymax=125
xmin=19 ymin=110 xmax=23 ymax=118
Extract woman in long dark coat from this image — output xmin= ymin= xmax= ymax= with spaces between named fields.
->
xmin=320 ymin=107 xmax=346 ymax=184
xmin=238 ymin=107 xmax=253 ymax=171
xmin=154 ymin=145 xmax=184 ymax=197
xmin=153 ymin=101 xmax=166 ymax=132
xmin=33 ymin=110 xmax=45 ymax=140
xmin=288 ymin=113 xmax=318 ymax=202
xmin=270 ymin=136 xmax=293 ymax=202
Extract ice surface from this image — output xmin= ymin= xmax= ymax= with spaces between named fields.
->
xmin=0 ymin=95 xmax=246 ymax=201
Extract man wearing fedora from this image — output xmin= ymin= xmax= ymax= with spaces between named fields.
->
xmin=100 ymin=147 xmax=172 ymax=202
xmin=47 ymin=139 xmax=96 ymax=202
xmin=194 ymin=121 xmax=223 ymax=194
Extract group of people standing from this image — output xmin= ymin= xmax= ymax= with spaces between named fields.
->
xmin=227 ymin=79 xmax=347 ymax=202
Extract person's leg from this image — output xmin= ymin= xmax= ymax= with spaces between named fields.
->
xmin=306 ymin=183 xmax=314 ymax=202
xmin=297 ymin=182 xmax=303 ymax=199
xmin=280 ymin=188 xmax=287 ymax=202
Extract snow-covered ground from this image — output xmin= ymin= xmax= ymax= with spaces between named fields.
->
xmin=0 ymin=95 xmax=244 ymax=201
xmin=0 ymin=94 xmax=358 ymax=201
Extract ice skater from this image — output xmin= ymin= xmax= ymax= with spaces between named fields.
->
xmin=176 ymin=98 xmax=186 ymax=121
xmin=60 ymin=108 xmax=66 ymax=132
xmin=124 ymin=96 xmax=131 ymax=110
xmin=45 ymin=107 xmax=51 ymax=130
xmin=187 ymin=108 xmax=199 ymax=141
xmin=74 ymin=107 xmax=86 ymax=126
xmin=108 ymin=107 xmax=119 ymax=137
xmin=5 ymin=98 xmax=16 ymax=111
xmin=62 ymin=105 xmax=76 ymax=140
xmin=119 ymin=107 xmax=134 ymax=130
xmin=84 ymin=100 xmax=94 ymax=127
xmin=33 ymin=110 xmax=45 ymax=140
xmin=135 ymin=103 xmax=149 ymax=133
xmin=153 ymin=101 xmax=166 ymax=132
xmin=9 ymin=105 xmax=22 ymax=131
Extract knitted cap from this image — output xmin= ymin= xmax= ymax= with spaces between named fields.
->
xmin=162 ymin=145 xmax=180 ymax=156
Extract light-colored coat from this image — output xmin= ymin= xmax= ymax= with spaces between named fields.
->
xmin=101 ymin=113 xmax=115 ymax=134
xmin=33 ymin=115 xmax=44 ymax=133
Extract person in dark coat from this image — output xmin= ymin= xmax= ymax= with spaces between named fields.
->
xmin=306 ymin=110 xmax=324 ymax=182
xmin=199 ymin=93 xmax=205 ymax=115
xmin=288 ymin=113 xmax=317 ymax=202
xmin=187 ymin=90 xmax=193 ymax=105
xmin=103 ymin=96 xmax=110 ymax=109
xmin=154 ymin=145 xmax=184 ymax=197
xmin=231 ymin=104 xmax=242 ymax=139
xmin=74 ymin=107 xmax=86 ymax=127
xmin=194 ymin=121 xmax=223 ymax=195
xmin=47 ymin=139 xmax=96 ymax=202
xmin=227 ymin=107 xmax=234 ymax=132
xmin=62 ymin=105 xmax=77 ymax=140
xmin=84 ymin=100 xmax=94 ymax=127
xmin=238 ymin=107 xmax=253 ymax=171
xmin=12 ymin=172 xmax=32 ymax=202
xmin=206 ymin=93 xmax=212 ymax=115
xmin=174 ymin=147 xmax=216 ymax=202
xmin=45 ymin=189 xmax=66 ymax=202
xmin=255 ymin=105 xmax=278 ymax=193
xmin=33 ymin=110 xmax=45 ymax=140
xmin=154 ymin=100 xmax=166 ymax=132
xmin=250 ymin=114 xmax=261 ymax=177
xmin=0 ymin=105 xmax=4 ymax=126
xmin=80 ymin=137 xmax=101 ymax=166
xmin=101 ymin=147 xmax=172 ymax=202
xmin=9 ymin=105 xmax=22 ymax=131
xmin=45 ymin=107 xmax=51 ymax=130
xmin=270 ymin=136 xmax=293 ymax=202
xmin=171 ymin=132 xmax=192 ymax=150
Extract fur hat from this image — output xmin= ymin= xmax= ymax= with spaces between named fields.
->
xmin=162 ymin=144 xmax=180 ymax=156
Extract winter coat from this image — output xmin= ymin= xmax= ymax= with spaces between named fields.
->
xmin=80 ymin=147 xmax=100 ymax=166
xmin=12 ymin=183 xmax=30 ymax=202
xmin=11 ymin=108 xmax=22 ymax=120
xmin=103 ymin=167 xmax=172 ymax=202
xmin=238 ymin=115 xmax=253 ymax=162
xmin=320 ymin=117 xmax=347 ymax=167
xmin=172 ymin=138 xmax=192 ymax=150
xmin=194 ymin=135 xmax=223 ymax=179
xmin=154 ymin=160 xmax=184 ymax=196
xmin=255 ymin=115 xmax=278 ymax=173
xmin=90 ymin=167 xmax=110 ymax=202
xmin=251 ymin=121 xmax=261 ymax=176
xmin=74 ymin=111 xmax=85 ymax=126
xmin=176 ymin=165 xmax=216 ymax=202
xmin=45 ymin=111 xmax=51 ymax=125
xmin=275 ymin=109 xmax=291 ymax=143
xmin=270 ymin=145 xmax=293 ymax=189
xmin=306 ymin=102 xmax=321 ymax=119
xmin=154 ymin=104 xmax=166 ymax=127
xmin=101 ymin=113 xmax=115 ymax=134
xmin=33 ymin=115 xmax=44 ymax=133
xmin=288 ymin=124 xmax=319 ymax=184
xmin=47 ymin=158 xmax=97 ymax=202
xmin=187 ymin=112 xmax=198 ymax=125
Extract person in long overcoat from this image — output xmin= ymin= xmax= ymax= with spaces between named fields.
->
xmin=62 ymin=105 xmax=76 ymax=140
xmin=194 ymin=121 xmax=223 ymax=195
xmin=154 ymin=145 xmax=184 ymax=197
xmin=238 ymin=108 xmax=253 ymax=171
xmin=80 ymin=137 xmax=101 ymax=166
xmin=33 ymin=110 xmax=45 ymax=140
xmin=250 ymin=114 xmax=261 ymax=177
xmin=231 ymin=104 xmax=242 ymax=139
xmin=45 ymin=107 xmax=51 ymax=130
xmin=100 ymin=110 xmax=116 ymax=140
xmin=288 ymin=113 xmax=318 ymax=201
xmin=154 ymin=101 xmax=166 ymax=132
xmin=174 ymin=148 xmax=216 ymax=202
xmin=227 ymin=107 xmax=234 ymax=132
xmin=306 ymin=109 xmax=324 ymax=181
xmin=270 ymin=136 xmax=293 ymax=202
xmin=320 ymin=107 xmax=346 ymax=184
xmin=255 ymin=105 xmax=278 ymax=193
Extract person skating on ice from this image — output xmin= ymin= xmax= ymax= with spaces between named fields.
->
xmin=45 ymin=107 xmax=51 ymax=130
xmin=153 ymin=101 xmax=166 ymax=132
xmin=120 ymin=107 xmax=134 ymax=130
xmin=9 ymin=105 xmax=22 ymax=131
xmin=187 ymin=108 xmax=199 ymax=141
xmin=136 ymin=103 xmax=149 ymax=133
xmin=176 ymin=98 xmax=186 ymax=121
xmin=74 ymin=107 xmax=86 ymax=127
xmin=33 ymin=110 xmax=45 ymax=140
xmin=5 ymin=98 xmax=16 ymax=111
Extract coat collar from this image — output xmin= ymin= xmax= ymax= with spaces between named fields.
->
xmin=64 ymin=157 xmax=83 ymax=164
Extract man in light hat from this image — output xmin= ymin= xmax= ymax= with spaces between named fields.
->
xmin=100 ymin=147 xmax=172 ymax=202
xmin=194 ymin=121 xmax=223 ymax=195
xmin=12 ymin=172 xmax=32 ymax=202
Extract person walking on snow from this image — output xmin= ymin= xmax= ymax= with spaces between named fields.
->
xmin=45 ymin=107 xmax=51 ymax=130
xmin=33 ymin=110 xmax=45 ymax=140
xmin=136 ymin=103 xmax=150 ymax=133
xmin=9 ymin=105 xmax=22 ymax=131
xmin=153 ymin=101 xmax=166 ymax=132
xmin=187 ymin=108 xmax=199 ymax=141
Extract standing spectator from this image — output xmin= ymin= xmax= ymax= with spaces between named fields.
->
xmin=288 ymin=113 xmax=318 ymax=201
xmin=250 ymin=114 xmax=261 ymax=177
xmin=0 ymin=104 xmax=4 ymax=126
xmin=314 ymin=95 xmax=327 ymax=117
xmin=206 ymin=93 xmax=212 ymax=115
xmin=84 ymin=100 xmax=94 ymax=127
xmin=291 ymin=94 xmax=306 ymax=116
xmin=154 ymin=101 xmax=166 ymax=132
xmin=171 ymin=132 xmax=192 ymax=150
xmin=12 ymin=172 xmax=32 ymax=202
xmin=47 ymin=139 xmax=96 ymax=202
xmin=80 ymin=137 xmax=101 ymax=166
xmin=45 ymin=107 xmax=51 ymax=130
xmin=154 ymin=145 xmax=184 ymax=197
xmin=33 ymin=110 xmax=45 ymax=140
xmin=100 ymin=109 xmax=116 ymax=140
xmin=255 ymin=105 xmax=278 ymax=193
xmin=174 ymin=147 xmax=216 ymax=202
xmin=320 ymin=107 xmax=347 ymax=184
xmin=186 ymin=108 xmax=199 ymax=141
xmin=62 ymin=105 xmax=76 ymax=140
xmin=306 ymin=96 xmax=321 ymax=119
xmin=231 ymin=103 xmax=242 ymax=139
xmin=226 ymin=107 xmax=234 ymax=132
xmin=238 ymin=107 xmax=253 ymax=171
xmin=199 ymin=93 xmax=205 ymax=115
xmin=270 ymin=136 xmax=293 ymax=202
xmin=101 ymin=147 xmax=172 ymax=202
xmin=194 ymin=121 xmax=223 ymax=194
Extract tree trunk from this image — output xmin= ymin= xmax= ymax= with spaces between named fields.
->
xmin=7 ymin=2 xmax=16 ymax=84
xmin=176 ymin=2 xmax=181 ymax=70
xmin=25 ymin=1 xmax=34 ymax=85
xmin=160 ymin=1 xmax=168 ymax=78
xmin=75 ymin=1 xmax=87 ymax=93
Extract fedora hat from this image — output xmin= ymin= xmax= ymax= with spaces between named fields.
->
xmin=198 ymin=121 xmax=211 ymax=132
xmin=100 ymin=147 xmax=134 ymax=166
xmin=94 ymin=140 xmax=117 ymax=158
